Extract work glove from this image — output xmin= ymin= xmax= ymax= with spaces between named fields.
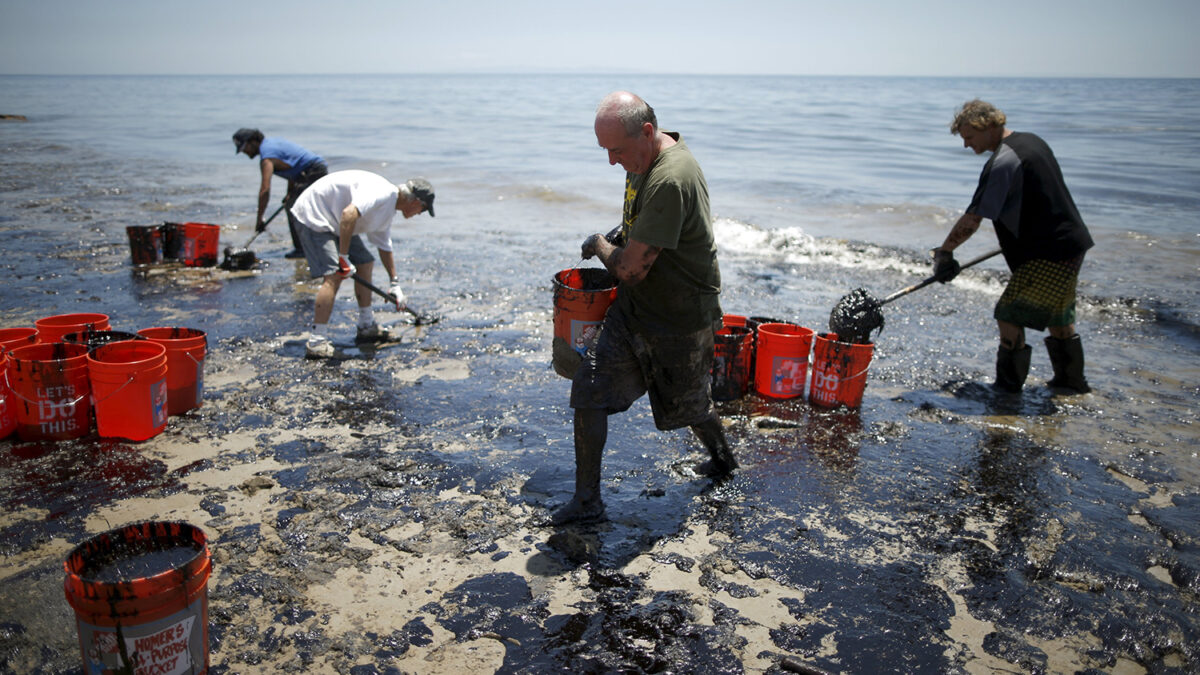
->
xmin=388 ymin=282 xmax=407 ymax=310
xmin=337 ymin=256 xmax=356 ymax=279
xmin=932 ymin=249 xmax=961 ymax=283
xmin=580 ymin=233 xmax=603 ymax=260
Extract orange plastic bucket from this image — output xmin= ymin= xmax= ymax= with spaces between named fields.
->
xmin=178 ymin=222 xmax=220 ymax=267
xmin=722 ymin=314 xmax=747 ymax=328
xmin=126 ymin=225 xmax=164 ymax=265
xmin=711 ymin=325 xmax=754 ymax=401
xmin=88 ymin=341 xmax=169 ymax=441
xmin=551 ymin=267 xmax=617 ymax=378
xmin=809 ymin=332 xmax=874 ymax=409
xmin=0 ymin=326 xmax=39 ymax=354
xmin=35 ymin=313 xmax=111 ymax=344
xmin=6 ymin=342 xmax=92 ymax=441
xmin=754 ymin=323 xmax=814 ymax=399
xmin=64 ymin=521 xmax=211 ymax=675
xmin=0 ymin=352 xmax=15 ymax=440
xmin=137 ymin=327 xmax=207 ymax=416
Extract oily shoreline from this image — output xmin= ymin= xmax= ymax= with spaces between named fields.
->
xmin=2 ymin=230 xmax=1199 ymax=673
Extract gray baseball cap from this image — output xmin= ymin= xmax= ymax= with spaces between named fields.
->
xmin=407 ymin=178 xmax=435 ymax=217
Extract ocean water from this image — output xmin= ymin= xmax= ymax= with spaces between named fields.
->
xmin=2 ymin=74 xmax=1199 ymax=671
xmin=2 ymin=71 xmax=1198 ymax=463
xmin=3 ymin=74 xmax=1197 ymax=315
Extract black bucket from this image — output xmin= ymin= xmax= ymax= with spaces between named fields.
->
xmin=161 ymin=222 xmax=184 ymax=260
xmin=711 ymin=325 xmax=754 ymax=401
xmin=125 ymin=226 xmax=163 ymax=265
xmin=62 ymin=330 xmax=145 ymax=352
xmin=745 ymin=316 xmax=783 ymax=390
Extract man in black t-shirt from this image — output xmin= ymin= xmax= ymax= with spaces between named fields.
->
xmin=932 ymin=100 xmax=1094 ymax=394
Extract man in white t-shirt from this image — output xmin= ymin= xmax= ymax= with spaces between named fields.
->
xmin=290 ymin=170 xmax=436 ymax=359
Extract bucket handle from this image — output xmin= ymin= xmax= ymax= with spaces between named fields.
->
xmin=90 ymin=372 xmax=140 ymax=406
xmin=8 ymin=372 xmax=138 ymax=407
xmin=809 ymin=354 xmax=871 ymax=382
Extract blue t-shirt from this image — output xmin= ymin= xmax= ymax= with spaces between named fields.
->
xmin=259 ymin=138 xmax=323 ymax=181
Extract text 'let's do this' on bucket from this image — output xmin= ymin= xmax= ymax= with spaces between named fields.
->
xmin=809 ymin=332 xmax=874 ymax=409
xmin=5 ymin=342 xmax=93 ymax=442
xmin=1 ymin=311 xmax=208 ymax=443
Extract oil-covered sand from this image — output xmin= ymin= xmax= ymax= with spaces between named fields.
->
xmin=1 ymin=194 xmax=1198 ymax=673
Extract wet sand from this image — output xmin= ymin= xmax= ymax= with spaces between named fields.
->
xmin=2 ymin=203 xmax=1199 ymax=674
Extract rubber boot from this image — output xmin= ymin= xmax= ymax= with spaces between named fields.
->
xmin=994 ymin=344 xmax=1032 ymax=393
xmin=692 ymin=417 xmax=738 ymax=478
xmin=1044 ymin=335 xmax=1091 ymax=393
xmin=545 ymin=410 xmax=606 ymax=526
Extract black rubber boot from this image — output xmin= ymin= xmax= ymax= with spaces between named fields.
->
xmin=994 ymin=344 xmax=1032 ymax=393
xmin=1045 ymin=335 xmax=1091 ymax=393
xmin=692 ymin=418 xmax=738 ymax=478
xmin=545 ymin=410 xmax=606 ymax=526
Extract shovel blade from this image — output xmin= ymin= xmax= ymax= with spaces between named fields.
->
xmin=220 ymin=248 xmax=258 ymax=271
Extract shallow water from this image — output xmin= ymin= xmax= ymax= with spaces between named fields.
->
xmin=1 ymin=75 xmax=1198 ymax=673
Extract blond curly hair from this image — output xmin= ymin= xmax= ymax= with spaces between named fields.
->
xmin=951 ymin=99 xmax=1006 ymax=135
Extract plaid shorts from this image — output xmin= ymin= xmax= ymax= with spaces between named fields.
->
xmin=994 ymin=255 xmax=1084 ymax=330
xmin=570 ymin=305 xmax=718 ymax=431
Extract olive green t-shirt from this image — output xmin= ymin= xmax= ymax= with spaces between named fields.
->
xmin=615 ymin=133 xmax=722 ymax=335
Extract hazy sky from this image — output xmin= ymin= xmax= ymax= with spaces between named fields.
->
xmin=1 ymin=0 xmax=1197 ymax=77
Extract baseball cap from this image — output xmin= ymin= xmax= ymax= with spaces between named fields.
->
xmin=407 ymin=178 xmax=436 ymax=217
xmin=233 ymin=128 xmax=261 ymax=153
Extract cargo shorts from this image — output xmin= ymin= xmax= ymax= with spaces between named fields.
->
xmin=296 ymin=226 xmax=374 ymax=280
xmin=570 ymin=304 xmax=718 ymax=431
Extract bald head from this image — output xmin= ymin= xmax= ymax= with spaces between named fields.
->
xmin=596 ymin=91 xmax=657 ymax=137
xmin=594 ymin=91 xmax=665 ymax=175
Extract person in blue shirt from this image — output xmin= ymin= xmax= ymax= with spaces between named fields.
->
xmin=234 ymin=128 xmax=329 ymax=258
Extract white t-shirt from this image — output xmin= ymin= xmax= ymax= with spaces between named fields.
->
xmin=291 ymin=170 xmax=399 ymax=252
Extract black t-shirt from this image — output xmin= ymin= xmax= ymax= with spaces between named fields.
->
xmin=967 ymin=131 xmax=1094 ymax=268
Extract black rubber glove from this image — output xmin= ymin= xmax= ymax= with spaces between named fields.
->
xmin=932 ymin=249 xmax=961 ymax=283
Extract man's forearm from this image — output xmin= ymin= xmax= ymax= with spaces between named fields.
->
xmin=940 ymin=213 xmax=982 ymax=251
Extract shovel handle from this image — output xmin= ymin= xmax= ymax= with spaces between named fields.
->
xmin=241 ymin=204 xmax=286 ymax=248
xmin=351 ymin=273 xmax=437 ymax=324
xmin=879 ymin=249 xmax=1002 ymax=306
xmin=351 ymin=273 xmax=398 ymax=304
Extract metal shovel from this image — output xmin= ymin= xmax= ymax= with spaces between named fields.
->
xmin=220 ymin=204 xmax=285 ymax=270
xmin=351 ymin=273 xmax=441 ymax=326
xmin=829 ymin=249 xmax=1002 ymax=343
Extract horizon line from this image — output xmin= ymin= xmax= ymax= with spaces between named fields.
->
xmin=1 ymin=71 xmax=1197 ymax=80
